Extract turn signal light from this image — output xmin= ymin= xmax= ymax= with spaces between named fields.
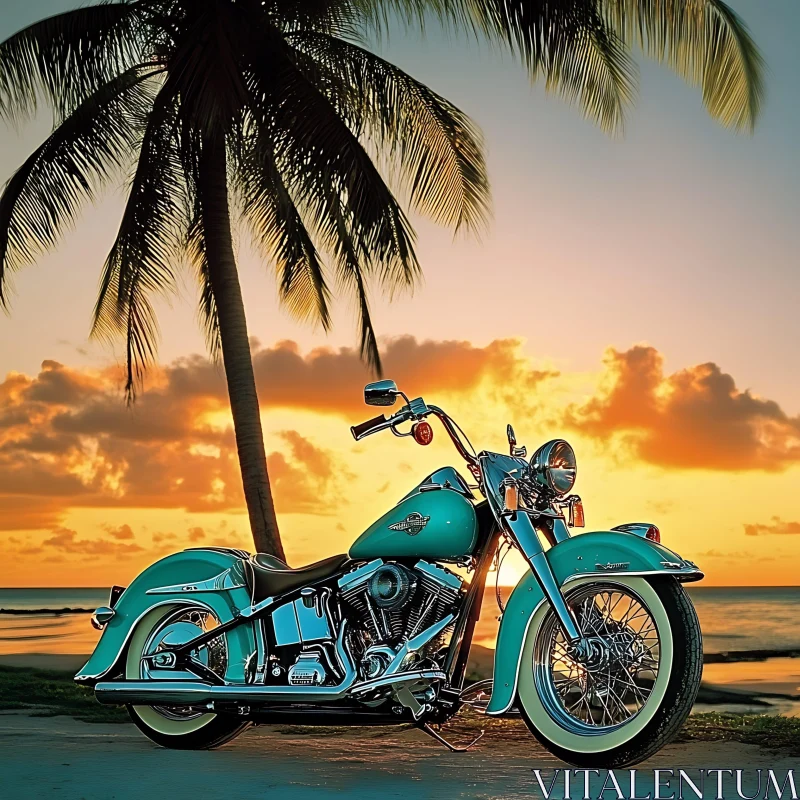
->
xmin=645 ymin=525 xmax=661 ymax=544
xmin=412 ymin=421 xmax=433 ymax=446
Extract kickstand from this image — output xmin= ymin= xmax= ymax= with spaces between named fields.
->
xmin=418 ymin=722 xmax=484 ymax=752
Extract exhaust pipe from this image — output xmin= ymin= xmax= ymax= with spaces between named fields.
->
xmin=95 ymin=679 xmax=357 ymax=706
xmin=94 ymin=668 xmax=446 ymax=708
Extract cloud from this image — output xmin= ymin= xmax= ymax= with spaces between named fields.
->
xmin=40 ymin=527 xmax=144 ymax=557
xmin=152 ymin=335 xmax=543 ymax=416
xmin=744 ymin=518 xmax=800 ymax=536
xmin=0 ymin=337 xmax=531 ymax=531
xmin=187 ymin=526 xmax=206 ymax=542
xmin=266 ymin=430 xmax=354 ymax=513
xmin=568 ymin=346 xmax=800 ymax=470
xmin=105 ymin=524 xmax=135 ymax=540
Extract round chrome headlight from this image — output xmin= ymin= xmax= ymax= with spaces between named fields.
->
xmin=529 ymin=439 xmax=577 ymax=496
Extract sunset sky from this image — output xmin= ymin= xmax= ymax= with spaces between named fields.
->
xmin=1 ymin=0 xmax=799 ymax=588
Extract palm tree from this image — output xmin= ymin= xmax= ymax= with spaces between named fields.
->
xmin=0 ymin=0 xmax=762 ymax=558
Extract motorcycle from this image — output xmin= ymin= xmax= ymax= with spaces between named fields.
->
xmin=76 ymin=379 xmax=703 ymax=767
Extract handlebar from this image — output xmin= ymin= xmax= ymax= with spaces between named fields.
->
xmin=350 ymin=400 xmax=476 ymax=466
xmin=350 ymin=414 xmax=391 ymax=440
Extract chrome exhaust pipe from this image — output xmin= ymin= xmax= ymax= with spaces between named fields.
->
xmin=94 ymin=669 xmax=446 ymax=708
xmin=94 ymin=678 xmax=359 ymax=706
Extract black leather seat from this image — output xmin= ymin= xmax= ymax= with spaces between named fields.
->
xmin=247 ymin=553 xmax=350 ymax=601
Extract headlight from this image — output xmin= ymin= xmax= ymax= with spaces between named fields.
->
xmin=529 ymin=439 xmax=577 ymax=496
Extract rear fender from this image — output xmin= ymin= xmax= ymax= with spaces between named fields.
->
xmin=485 ymin=531 xmax=702 ymax=715
xmin=75 ymin=548 xmax=255 ymax=684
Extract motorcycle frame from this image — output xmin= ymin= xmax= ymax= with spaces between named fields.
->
xmin=158 ymin=499 xmax=502 ymax=712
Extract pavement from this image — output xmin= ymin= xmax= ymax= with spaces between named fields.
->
xmin=0 ymin=713 xmax=795 ymax=799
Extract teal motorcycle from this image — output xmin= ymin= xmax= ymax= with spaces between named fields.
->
xmin=76 ymin=380 xmax=703 ymax=767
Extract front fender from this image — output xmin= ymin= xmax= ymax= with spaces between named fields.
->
xmin=75 ymin=548 xmax=255 ymax=684
xmin=485 ymin=531 xmax=702 ymax=715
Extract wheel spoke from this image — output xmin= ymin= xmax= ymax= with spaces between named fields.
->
xmin=538 ymin=582 xmax=662 ymax=734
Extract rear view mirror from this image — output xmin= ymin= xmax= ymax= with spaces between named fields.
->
xmin=365 ymin=379 xmax=399 ymax=407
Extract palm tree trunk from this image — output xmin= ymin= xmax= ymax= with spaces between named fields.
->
xmin=198 ymin=133 xmax=284 ymax=560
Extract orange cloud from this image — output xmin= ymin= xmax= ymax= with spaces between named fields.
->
xmin=41 ymin=527 xmax=144 ymax=557
xmin=744 ymin=518 xmax=800 ymax=536
xmin=154 ymin=335 xmax=540 ymax=416
xmin=0 ymin=355 xmax=370 ymax=530
xmin=267 ymin=430 xmax=354 ymax=514
xmin=569 ymin=346 xmax=800 ymax=470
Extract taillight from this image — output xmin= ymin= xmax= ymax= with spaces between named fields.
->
xmin=109 ymin=584 xmax=126 ymax=607
xmin=645 ymin=525 xmax=661 ymax=544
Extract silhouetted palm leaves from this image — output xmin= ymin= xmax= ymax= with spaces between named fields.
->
xmin=0 ymin=0 xmax=764 ymax=552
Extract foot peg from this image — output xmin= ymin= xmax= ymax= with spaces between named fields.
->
xmin=418 ymin=722 xmax=484 ymax=752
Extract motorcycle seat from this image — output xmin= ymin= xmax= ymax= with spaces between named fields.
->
xmin=247 ymin=553 xmax=351 ymax=600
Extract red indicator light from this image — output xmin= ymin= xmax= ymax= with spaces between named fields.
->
xmin=646 ymin=525 xmax=661 ymax=544
xmin=412 ymin=421 xmax=434 ymax=446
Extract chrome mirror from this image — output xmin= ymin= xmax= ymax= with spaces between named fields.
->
xmin=364 ymin=379 xmax=399 ymax=407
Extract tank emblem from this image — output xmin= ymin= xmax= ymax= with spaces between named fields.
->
xmin=388 ymin=512 xmax=430 ymax=536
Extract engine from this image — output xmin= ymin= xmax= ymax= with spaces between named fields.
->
xmin=338 ymin=559 xmax=463 ymax=679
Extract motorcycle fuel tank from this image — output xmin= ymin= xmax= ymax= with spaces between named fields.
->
xmin=349 ymin=474 xmax=478 ymax=560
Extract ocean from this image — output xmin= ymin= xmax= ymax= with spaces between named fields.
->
xmin=2 ymin=585 xmax=799 ymax=656
xmin=2 ymin=585 xmax=799 ymax=713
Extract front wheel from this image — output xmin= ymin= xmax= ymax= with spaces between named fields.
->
xmin=517 ymin=576 xmax=701 ymax=768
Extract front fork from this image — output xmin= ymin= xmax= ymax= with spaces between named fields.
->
xmin=502 ymin=511 xmax=590 ymax=657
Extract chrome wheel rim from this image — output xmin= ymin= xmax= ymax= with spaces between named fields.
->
xmin=141 ymin=606 xmax=227 ymax=721
xmin=533 ymin=583 xmax=661 ymax=735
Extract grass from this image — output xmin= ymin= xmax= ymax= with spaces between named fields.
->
xmin=0 ymin=665 xmax=128 ymax=723
xmin=2 ymin=665 xmax=799 ymax=755
xmin=678 ymin=711 xmax=800 ymax=752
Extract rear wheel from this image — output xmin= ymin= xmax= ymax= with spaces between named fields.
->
xmin=125 ymin=604 xmax=248 ymax=749
xmin=517 ymin=576 xmax=701 ymax=768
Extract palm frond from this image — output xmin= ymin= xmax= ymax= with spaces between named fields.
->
xmin=373 ymin=0 xmax=635 ymax=133
xmin=476 ymin=0 xmax=636 ymax=132
xmin=166 ymin=0 xmax=251 ymax=136
xmin=604 ymin=0 xmax=764 ymax=130
xmin=0 ymin=2 xmax=140 ymax=122
xmin=329 ymin=191 xmax=383 ymax=375
xmin=0 ymin=66 xmax=161 ymax=309
xmin=92 ymin=83 xmax=185 ymax=401
xmin=244 ymin=32 xmax=420 ymax=293
xmin=237 ymin=129 xmax=332 ymax=331
xmin=186 ymin=211 xmax=222 ymax=360
xmin=288 ymin=32 xmax=490 ymax=231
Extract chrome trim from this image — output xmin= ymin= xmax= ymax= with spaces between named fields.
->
xmin=253 ymin=617 xmax=268 ymax=684
xmin=611 ymin=523 xmax=657 ymax=538
xmin=349 ymin=669 xmax=446 ymax=697
xmin=91 ymin=606 xmax=115 ymax=630
xmin=383 ymin=613 xmax=455 ymax=676
xmin=146 ymin=561 xmax=247 ymax=595
xmin=184 ymin=547 xmax=251 ymax=559
xmin=413 ymin=560 xmax=462 ymax=592
xmin=239 ymin=596 xmax=276 ymax=618
xmin=95 ymin=621 xmax=357 ymax=705
xmin=337 ymin=559 xmax=384 ymax=593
